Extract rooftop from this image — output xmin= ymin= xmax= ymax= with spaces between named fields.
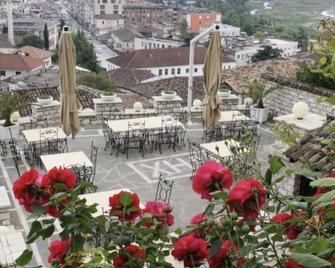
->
xmin=111 ymin=28 xmax=143 ymax=42
xmin=0 ymin=54 xmax=43 ymax=71
xmin=11 ymin=46 xmax=53 ymax=60
xmin=107 ymin=47 xmax=235 ymax=69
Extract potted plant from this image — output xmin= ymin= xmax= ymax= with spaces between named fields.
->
xmin=217 ymin=88 xmax=231 ymax=97
xmin=37 ymin=95 xmax=53 ymax=105
xmin=0 ymin=93 xmax=20 ymax=140
xmin=101 ymin=90 xmax=116 ymax=101
xmin=248 ymin=80 xmax=278 ymax=123
xmin=161 ymin=89 xmax=176 ymax=99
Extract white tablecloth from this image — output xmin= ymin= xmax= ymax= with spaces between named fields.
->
xmin=40 ymin=151 xmax=92 ymax=171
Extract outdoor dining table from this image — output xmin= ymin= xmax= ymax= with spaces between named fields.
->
xmin=274 ymin=113 xmax=327 ymax=133
xmin=22 ymin=127 xmax=67 ymax=144
xmin=40 ymin=151 xmax=92 ymax=171
xmin=219 ymin=111 xmax=250 ymax=123
xmin=200 ymin=139 xmax=241 ymax=159
xmin=79 ymin=188 xmax=144 ymax=217
xmin=108 ymin=115 xmax=184 ymax=133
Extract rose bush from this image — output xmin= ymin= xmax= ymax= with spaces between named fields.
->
xmin=13 ymin=139 xmax=335 ymax=267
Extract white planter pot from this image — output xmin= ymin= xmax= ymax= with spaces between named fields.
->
xmin=250 ymin=105 xmax=268 ymax=123
xmin=161 ymin=92 xmax=176 ymax=99
xmin=101 ymin=94 xmax=116 ymax=101
xmin=217 ymin=90 xmax=231 ymax=97
xmin=0 ymin=123 xmax=20 ymax=140
xmin=37 ymin=96 xmax=53 ymax=105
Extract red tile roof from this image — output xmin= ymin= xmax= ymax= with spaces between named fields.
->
xmin=11 ymin=46 xmax=52 ymax=60
xmin=188 ymin=13 xmax=220 ymax=33
xmin=0 ymin=54 xmax=43 ymax=71
xmin=107 ymin=47 xmax=234 ymax=69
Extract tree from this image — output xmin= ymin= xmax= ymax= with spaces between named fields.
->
xmin=296 ymin=27 xmax=309 ymax=52
xmin=21 ymin=35 xmax=44 ymax=49
xmin=43 ymin=23 xmax=49 ymax=50
xmin=178 ymin=19 xmax=195 ymax=46
xmin=251 ymin=45 xmax=282 ymax=62
xmin=78 ymin=73 xmax=117 ymax=92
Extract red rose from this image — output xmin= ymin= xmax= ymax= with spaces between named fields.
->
xmin=207 ymin=240 xmax=232 ymax=268
xmin=284 ymin=259 xmax=306 ymax=268
xmin=48 ymin=239 xmax=71 ymax=264
xmin=272 ymin=213 xmax=301 ymax=240
xmin=13 ymin=169 xmax=48 ymax=213
xmin=109 ymin=191 xmax=141 ymax=221
xmin=227 ymin=178 xmax=266 ymax=221
xmin=113 ymin=244 xmax=146 ymax=268
xmin=41 ymin=167 xmax=77 ymax=194
xmin=192 ymin=161 xmax=233 ymax=200
xmin=172 ymin=234 xmax=208 ymax=267
xmin=142 ymin=201 xmax=174 ymax=227
xmin=190 ymin=213 xmax=208 ymax=225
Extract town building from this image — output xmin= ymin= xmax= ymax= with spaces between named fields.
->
xmin=10 ymin=46 xmax=53 ymax=69
xmin=13 ymin=18 xmax=58 ymax=49
xmin=110 ymin=28 xmax=143 ymax=53
xmin=95 ymin=14 xmax=124 ymax=35
xmin=133 ymin=37 xmax=184 ymax=50
xmin=70 ymin=0 xmax=95 ymax=31
xmin=186 ymin=12 xmax=221 ymax=33
xmin=107 ymin=47 xmax=236 ymax=83
xmin=0 ymin=54 xmax=43 ymax=80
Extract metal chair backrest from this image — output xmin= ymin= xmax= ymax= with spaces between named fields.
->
xmin=90 ymin=140 xmax=98 ymax=179
xmin=155 ymin=174 xmax=174 ymax=203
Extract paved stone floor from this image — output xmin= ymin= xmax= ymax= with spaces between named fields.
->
xmin=0 ymin=123 xmax=276 ymax=266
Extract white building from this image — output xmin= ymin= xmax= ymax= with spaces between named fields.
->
xmin=233 ymin=38 xmax=299 ymax=65
xmin=110 ymin=28 xmax=142 ymax=52
xmin=133 ymin=37 xmax=184 ymax=50
xmin=107 ymin=47 xmax=237 ymax=83
xmin=95 ymin=14 xmax=124 ymax=35
xmin=13 ymin=18 xmax=58 ymax=49
xmin=10 ymin=46 xmax=53 ymax=69
xmin=0 ymin=54 xmax=43 ymax=80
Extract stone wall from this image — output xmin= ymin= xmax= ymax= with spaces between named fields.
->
xmin=264 ymin=77 xmax=334 ymax=117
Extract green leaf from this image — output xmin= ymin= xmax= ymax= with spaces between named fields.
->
xmin=72 ymin=234 xmax=85 ymax=252
xmin=42 ymin=225 xmax=55 ymax=239
xmin=319 ymin=56 xmax=327 ymax=65
xmin=211 ymin=191 xmax=228 ymax=200
xmin=31 ymin=204 xmax=44 ymax=217
xmin=53 ymin=183 xmax=68 ymax=191
xmin=311 ymin=238 xmax=330 ymax=254
xmin=28 ymin=221 xmax=42 ymax=239
xmin=16 ymin=249 xmax=33 ymax=266
xmin=269 ymin=155 xmax=284 ymax=174
xmin=310 ymin=178 xmax=335 ymax=188
xmin=313 ymin=189 xmax=335 ymax=204
xmin=209 ymin=239 xmax=221 ymax=258
xmin=291 ymin=253 xmax=331 ymax=267
xmin=120 ymin=192 xmax=133 ymax=207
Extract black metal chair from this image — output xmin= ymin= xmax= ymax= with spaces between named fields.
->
xmin=101 ymin=117 xmax=112 ymax=151
xmin=154 ymin=174 xmax=174 ymax=204
xmin=124 ymin=121 xmax=146 ymax=158
xmin=158 ymin=117 xmax=180 ymax=152
xmin=176 ymin=109 xmax=189 ymax=147
xmin=90 ymin=141 xmax=98 ymax=183
xmin=9 ymin=142 xmax=22 ymax=177
xmin=188 ymin=140 xmax=207 ymax=178
xmin=68 ymin=164 xmax=95 ymax=194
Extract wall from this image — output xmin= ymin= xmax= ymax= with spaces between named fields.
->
xmin=134 ymin=37 xmax=183 ymax=50
xmin=264 ymin=77 xmax=335 ymax=117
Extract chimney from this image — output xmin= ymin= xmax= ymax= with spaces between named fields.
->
xmin=7 ymin=1 xmax=15 ymax=46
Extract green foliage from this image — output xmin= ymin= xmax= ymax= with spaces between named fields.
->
xmin=53 ymin=31 xmax=100 ymax=73
xmin=21 ymin=35 xmax=44 ymax=49
xmin=251 ymin=45 xmax=282 ymax=62
xmin=296 ymin=19 xmax=335 ymax=90
xmin=272 ymin=122 xmax=302 ymax=147
xmin=43 ymin=23 xmax=49 ymax=50
xmin=178 ymin=18 xmax=195 ymax=46
xmin=73 ymin=31 xmax=100 ymax=73
xmin=78 ymin=73 xmax=117 ymax=92
xmin=0 ymin=93 xmax=18 ymax=127
xmin=248 ymin=80 xmax=279 ymax=108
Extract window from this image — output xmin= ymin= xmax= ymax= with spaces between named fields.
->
xmin=0 ymin=71 xmax=6 ymax=76
xmin=186 ymin=68 xmax=189 ymax=73
xmin=15 ymin=71 xmax=21 ymax=75
xmin=158 ymin=69 xmax=163 ymax=75
xmin=177 ymin=68 xmax=181 ymax=74
xmin=165 ymin=69 xmax=168 ymax=75
xmin=102 ymin=0 xmax=107 ymax=2
xmin=162 ymin=44 xmax=165 ymax=48
xmin=100 ymin=4 xmax=105 ymax=9
xmin=171 ymin=68 xmax=175 ymax=75
xmin=194 ymin=68 xmax=198 ymax=73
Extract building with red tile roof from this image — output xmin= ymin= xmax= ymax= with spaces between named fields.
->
xmin=11 ymin=46 xmax=53 ymax=68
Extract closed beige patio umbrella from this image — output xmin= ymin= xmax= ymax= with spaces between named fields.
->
xmin=202 ymin=30 xmax=222 ymax=129
xmin=59 ymin=31 xmax=81 ymax=138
